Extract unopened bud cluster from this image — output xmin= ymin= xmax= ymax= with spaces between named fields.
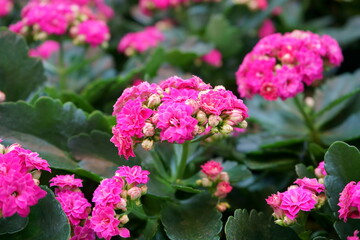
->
xmin=111 ymin=75 xmax=249 ymax=160
xmin=196 ymin=160 xmax=232 ymax=212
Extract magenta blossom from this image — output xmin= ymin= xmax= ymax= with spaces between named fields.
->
xmin=214 ymin=181 xmax=233 ymax=199
xmin=29 ymin=40 xmax=60 ymax=60
xmin=50 ymin=174 xmax=83 ymax=190
xmin=90 ymin=206 xmax=121 ymax=240
xmin=294 ymin=177 xmax=325 ymax=194
xmin=0 ymin=0 xmax=13 ymax=17
xmin=110 ymin=128 xmax=136 ymax=160
xmin=338 ymin=181 xmax=360 ymax=222
xmin=72 ymin=20 xmax=110 ymax=47
xmin=201 ymin=160 xmax=223 ymax=180
xmin=92 ymin=178 xmax=124 ymax=207
xmin=115 ymin=166 xmax=150 ymax=185
xmin=201 ymin=49 xmax=222 ymax=67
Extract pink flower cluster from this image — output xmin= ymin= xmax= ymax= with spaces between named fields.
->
xmin=0 ymin=141 xmax=50 ymax=218
xmin=266 ymin=177 xmax=325 ymax=225
xmin=9 ymin=0 xmax=111 ymax=47
xmin=50 ymin=175 xmax=95 ymax=240
xmin=197 ymin=160 xmax=232 ymax=211
xmin=338 ymin=181 xmax=360 ymax=222
xmin=90 ymin=165 xmax=150 ymax=240
xmin=233 ymin=0 xmax=267 ymax=10
xmin=0 ymin=0 xmax=13 ymax=17
xmin=200 ymin=49 xmax=223 ymax=67
xmin=139 ymin=0 xmax=220 ymax=15
xmin=236 ymin=30 xmax=343 ymax=100
xmin=29 ymin=40 xmax=60 ymax=60
xmin=118 ymin=26 xmax=165 ymax=56
xmin=348 ymin=230 xmax=360 ymax=240
xmin=111 ymin=76 xmax=249 ymax=160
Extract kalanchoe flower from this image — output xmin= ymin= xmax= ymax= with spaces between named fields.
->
xmin=236 ymin=30 xmax=343 ymax=100
xmin=315 ymin=161 xmax=327 ymax=179
xmin=90 ymin=206 xmax=121 ymax=240
xmin=70 ymin=219 xmax=96 ymax=240
xmin=348 ymin=230 xmax=360 ymax=240
xmin=92 ymin=178 xmax=124 ymax=207
xmin=0 ymin=90 xmax=5 ymax=103
xmin=201 ymin=160 xmax=223 ymax=180
xmin=214 ymin=181 xmax=233 ymax=199
xmin=294 ymin=177 xmax=325 ymax=193
xmin=338 ymin=181 xmax=360 ymax=222
xmin=200 ymin=49 xmax=223 ymax=67
xmin=0 ymin=0 xmax=13 ymax=17
xmin=258 ymin=19 xmax=276 ymax=38
xmin=115 ymin=166 xmax=150 ymax=185
xmin=50 ymin=174 xmax=83 ymax=191
xmin=233 ymin=0 xmax=268 ymax=10
xmin=118 ymin=26 xmax=165 ymax=55
xmin=29 ymin=40 xmax=60 ymax=60
xmin=71 ymin=20 xmax=110 ymax=47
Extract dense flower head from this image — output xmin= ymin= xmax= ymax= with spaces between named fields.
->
xmin=70 ymin=219 xmax=96 ymax=240
xmin=112 ymin=76 xmax=248 ymax=159
xmin=294 ymin=177 xmax=325 ymax=194
xmin=92 ymin=178 xmax=124 ymax=207
xmin=118 ymin=26 xmax=165 ymax=55
xmin=50 ymin=174 xmax=83 ymax=190
xmin=9 ymin=0 xmax=111 ymax=45
xmin=214 ymin=181 xmax=233 ymax=198
xmin=201 ymin=160 xmax=223 ymax=180
xmin=115 ymin=166 xmax=150 ymax=185
xmin=258 ymin=19 xmax=276 ymax=38
xmin=338 ymin=181 xmax=360 ymax=222
xmin=236 ymin=30 xmax=343 ymax=100
xmin=90 ymin=206 xmax=121 ymax=240
xmin=201 ymin=49 xmax=223 ymax=67
xmin=348 ymin=230 xmax=360 ymax=240
xmin=56 ymin=190 xmax=91 ymax=225
xmin=0 ymin=0 xmax=13 ymax=17
xmin=29 ymin=40 xmax=60 ymax=59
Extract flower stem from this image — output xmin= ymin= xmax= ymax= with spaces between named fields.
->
xmin=176 ymin=141 xmax=190 ymax=180
xmin=293 ymin=95 xmax=322 ymax=145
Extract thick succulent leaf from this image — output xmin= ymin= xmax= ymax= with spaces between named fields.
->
xmin=1 ymin=186 xmax=70 ymax=240
xmin=320 ymin=16 xmax=360 ymax=45
xmin=334 ymin=219 xmax=360 ymax=240
xmin=161 ymin=193 xmax=222 ymax=240
xmin=295 ymin=164 xmax=316 ymax=178
xmin=0 ymin=215 xmax=28 ymax=235
xmin=0 ymin=29 xmax=46 ymax=101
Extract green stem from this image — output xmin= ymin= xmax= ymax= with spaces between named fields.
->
xmin=293 ymin=95 xmax=322 ymax=145
xmin=58 ymin=42 xmax=67 ymax=90
xmin=176 ymin=141 xmax=190 ymax=180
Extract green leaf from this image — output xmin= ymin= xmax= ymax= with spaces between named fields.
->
xmin=171 ymin=184 xmax=203 ymax=193
xmin=0 ymin=29 xmax=46 ymax=101
xmin=2 ymin=186 xmax=70 ymax=240
xmin=0 ymin=215 xmax=28 ymax=235
xmin=295 ymin=164 xmax=316 ymax=178
xmin=0 ymin=97 xmax=110 ymax=171
xmin=68 ymin=130 xmax=140 ymax=178
xmin=334 ymin=219 xmax=360 ymax=240
xmin=147 ymin=176 xmax=175 ymax=199
xmin=222 ymin=161 xmax=252 ymax=182
xmin=244 ymin=157 xmax=296 ymax=171
xmin=144 ymin=47 xmax=165 ymax=78
xmin=320 ymin=16 xmax=360 ymax=45
xmin=324 ymin=141 xmax=360 ymax=214
xmin=142 ymin=218 xmax=159 ymax=240
xmin=205 ymin=15 xmax=241 ymax=57
xmin=225 ymin=209 xmax=299 ymax=240
xmin=161 ymin=193 xmax=222 ymax=240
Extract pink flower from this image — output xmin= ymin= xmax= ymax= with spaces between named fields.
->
xmin=0 ymin=151 xmax=26 ymax=176
xmin=115 ymin=166 xmax=150 ymax=185
xmin=13 ymin=146 xmax=51 ymax=172
xmin=92 ymin=178 xmax=124 ymax=207
xmin=348 ymin=230 xmax=360 ymax=240
xmin=266 ymin=192 xmax=285 ymax=218
xmin=322 ymin=35 xmax=343 ymax=66
xmin=73 ymin=20 xmax=110 ymax=47
xmin=70 ymin=219 xmax=96 ymax=240
xmin=29 ymin=40 xmax=60 ymax=60
xmin=162 ymin=88 xmax=199 ymax=104
xmin=156 ymin=102 xmax=198 ymax=143
xmin=118 ymin=26 xmax=165 ymax=55
xmin=0 ymin=170 xmax=47 ymax=217
xmin=160 ymin=76 xmax=211 ymax=91
xmin=280 ymin=187 xmax=317 ymax=220
xmin=258 ymin=19 xmax=276 ymax=38
xmin=338 ymin=181 xmax=360 ymax=222
xmin=50 ymin=174 xmax=83 ymax=190
xmin=294 ymin=177 xmax=325 ymax=194
xmin=0 ymin=0 xmax=13 ymax=17
xmin=90 ymin=206 xmax=120 ymax=240
xmin=119 ymin=227 xmax=130 ymax=238
xmin=127 ymin=186 xmax=143 ymax=200
xmin=110 ymin=127 xmax=135 ymax=160
xmin=115 ymin=99 xmax=153 ymax=138
xmin=201 ymin=49 xmax=222 ymax=67
xmin=315 ymin=161 xmax=327 ymax=178
xmin=200 ymin=160 xmax=223 ymax=180
xmin=214 ymin=181 xmax=232 ymax=198
xmin=56 ymin=190 xmax=91 ymax=225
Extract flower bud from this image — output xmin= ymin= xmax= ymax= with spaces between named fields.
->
xmin=316 ymin=193 xmax=326 ymax=208
xmin=119 ymin=214 xmax=129 ymax=224
xmin=220 ymin=124 xmax=233 ymax=135
xmin=120 ymin=190 xmax=127 ymax=198
xmin=0 ymin=143 xmax=5 ymax=154
xmin=116 ymin=198 xmax=127 ymax=211
xmin=238 ymin=120 xmax=248 ymax=129
xmin=214 ymin=85 xmax=226 ymax=91
xmin=305 ymin=97 xmax=315 ymax=108
xmin=5 ymin=143 xmax=21 ymax=153
xmin=185 ymin=99 xmax=200 ymax=113
xmin=151 ymin=113 xmax=159 ymax=125
xmin=32 ymin=170 xmax=42 ymax=180
xmin=216 ymin=202 xmax=230 ymax=212
xmin=148 ymin=94 xmax=161 ymax=108
xmin=208 ymin=115 xmax=221 ymax=127
xmin=0 ymin=91 xmax=5 ymax=103
xmin=201 ymin=178 xmax=212 ymax=187
xmin=128 ymin=186 xmax=142 ymax=200
xmin=141 ymin=139 xmax=154 ymax=151
xmin=33 ymin=178 xmax=40 ymax=186
xmin=140 ymin=185 xmax=148 ymax=194
xmin=219 ymin=172 xmax=230 ymax=182
xmin=227 ymin=109 xmax=245 ymax=125
xmin=196 ymin=111 xmax=207 ymax=125
xmin=143 ymin=122 xmax=155 ymax=137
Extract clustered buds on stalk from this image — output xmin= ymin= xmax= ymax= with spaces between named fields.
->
xmin=266 ymin=162 xmax=327 ymax=226
xmin=0 ymin=140 xmax=50 ymax=218
xmin=111 ymin=76 xmax=249 ymax=160
xmin=196 ymin=160 xmax=232 ymax=212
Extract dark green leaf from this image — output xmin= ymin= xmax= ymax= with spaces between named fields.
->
xmin=0 ymin=215 xmax=28 ymax=235
xmin=171 ymin=184 xmax=203 ymax=193
xmin=320 ymin=16 xmax=360 ymax=45
xmin=334 ymin=219 xmax=360 ymax=240
xmin=144 ymin=47 xmax=165 ymax=78
xmin=295 ymin=164 xmax=316 ymax=178
xmin=324 ymin=141 xmax=360 ymax=214
xmin=244 ymin=158 xmax=295 ymax=171
xmin=222 ymin=161 xmax=252 ymax=182
xmin=161 ymin=193 xmax=222 ymax=240
xmin=142 ymin=218 xmax=159 ymax=240
xmin=0 ymin=29 xmax=46 ymax=101
xmin=1 ymin=186 xmax=70 ymax=240
xmin=147 ymin=176 xmax=175 ymax=199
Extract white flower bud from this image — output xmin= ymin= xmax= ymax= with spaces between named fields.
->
xmin=119 ymin=214 xmax=129 ymax=224
xmin=148 ymin=94 xmax=161 ymax=108
xmin=208 ymin=115 xmax=221 ymax=127
xmin=128 ymin=186 xmax=142 ymax=200
xmin=0 ymin=91 xmax=5 ymax=103
xmin=141 ymin=139 xmax=154 ymax=151
xmin=196 ymin=111 xmax=207 ymax=125
xmin=219 ymin=172 xmax=230 ymax=182
xmin=143 ymin=123 xmax=155 ymax=137
xmin=220 ymin=124 xmax=233 ymax=135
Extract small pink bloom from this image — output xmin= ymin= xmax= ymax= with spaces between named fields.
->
xmin=29 ymin=40 xmax=60 ymax=60
xmin=119 ymin=227 xmax=130 ymax=238
xmin=70 ymin=219 xmax=96 ymax=240
xmin=201 ymin=49 xmax=222 ymax=67
xmin=200 ymin=160 xmax=223 ymax=180
xmin=315 ymin=161 xmax=327 ymax=178
xmin=294 ymin=177 xmax=325 ymax=194
xmin=338 ymin=181 xmax=360 ymax=222
xmin=0 ymin=0 xmax=13 ymax=17
xmin=116 ymin=166 xmax=150 ymax=185
xmin=13 ymin=146 xmax=51 ymax=172
xmin=266 ymin=192 xmax=285 ymax=218
xmin=110 ymin=127 xmax=136 ymax=160
xmin=214 ymin=181 xmax=232 ymax=198
xmin=280 ymin=187 xmax=317 ymax=220
xmin=90 ymin=206 xmax=120 ymax=240
xmin=258 ymin=19 xmax=276 ymax=39
xmin=74 ymin=20 xmax=110 ymax=47
xmin=50 ymin=174 xmax=83 ymax=190
xmin=127 ymin=186 xmax=142 ymax=200
xmin=348 ymin=230 xmax=360 ymax=240
xmin=92 ymin=178 xmax=124 ymax=207
xmin=160 ymin=76 xmax=211 ymax=91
